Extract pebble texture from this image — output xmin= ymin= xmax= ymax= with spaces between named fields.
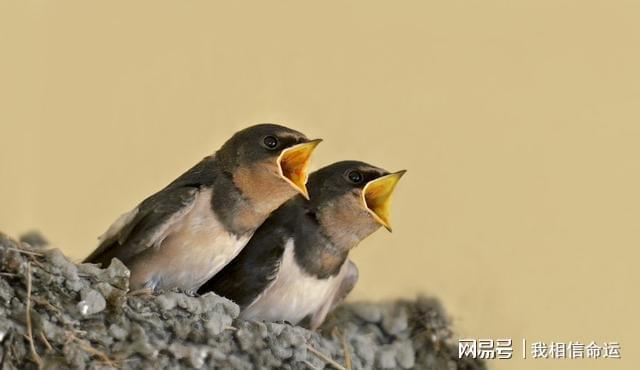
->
xmin=0 ymin=232 xmax=485 ymax=370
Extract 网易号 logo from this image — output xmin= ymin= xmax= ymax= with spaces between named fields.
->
xmin=459 ymin=339 xmax=621 ymax=360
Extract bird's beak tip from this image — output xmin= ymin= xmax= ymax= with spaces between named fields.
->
xmin=300 ymin=188 xmax=310 ymax=200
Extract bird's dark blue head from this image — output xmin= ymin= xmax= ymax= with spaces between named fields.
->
xmin=306 ymin=161 xmax=405 ymax=233
xmin=216 ymin=124 xmax=321 ymax=200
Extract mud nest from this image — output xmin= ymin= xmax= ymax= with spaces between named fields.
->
xmin=0 ymin=232 xmax=484 ymax=370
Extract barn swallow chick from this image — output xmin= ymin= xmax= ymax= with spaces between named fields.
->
xmin=199 ymin=161 xmax=405 ymax=329
xmin=84 ymin=124 xmax=321 ymax=293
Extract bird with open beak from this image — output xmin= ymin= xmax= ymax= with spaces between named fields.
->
xmin=84 ymin=124 xmax=321 ymax=294
xmin=199 ymin=161 xmax=405 ymax=329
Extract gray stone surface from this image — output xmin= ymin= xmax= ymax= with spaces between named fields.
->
xmin=0 ymin=232 xmax=485 ymax=370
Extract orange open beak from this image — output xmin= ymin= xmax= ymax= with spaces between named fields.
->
xmin=362 ymin=170 xmax=406 ymax=231
xmin=277 ymin=139 xmax=322 ymax=199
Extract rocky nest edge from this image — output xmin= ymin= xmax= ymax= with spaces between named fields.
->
xmin=0 ymin=232 xmax=484 ymax=370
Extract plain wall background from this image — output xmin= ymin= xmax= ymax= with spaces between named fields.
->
xmin=1 ymin=1 xmax=638 ymax=369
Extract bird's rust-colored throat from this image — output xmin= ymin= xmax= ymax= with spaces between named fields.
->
xmin=277 ymin=139 xmax=322 ymax=199
xmin=362 ymin=170 xmax=406 ymax=231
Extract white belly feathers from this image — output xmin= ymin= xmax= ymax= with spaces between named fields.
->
xmin=130 ymin=188 xmax=251 ymax=292
xmin=241 ymin=239 xmax=347 ymax=325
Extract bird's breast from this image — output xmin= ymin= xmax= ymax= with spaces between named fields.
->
xmin=240 ymin=239 xmax=347 ymax=325
xmin=131 ymin=188 xmax=251 ymax=292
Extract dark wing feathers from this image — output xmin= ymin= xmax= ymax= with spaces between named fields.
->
xmin=197 ymin=208 xmax=294 ymax=308
xmin=83 ymin=156 xmax=217 ymax=266
xmin=83 ymin=187 xmax=198 ymax=266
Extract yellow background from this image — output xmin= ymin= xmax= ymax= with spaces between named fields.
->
xmin=1 ymin=1 xmax=638 ymax=369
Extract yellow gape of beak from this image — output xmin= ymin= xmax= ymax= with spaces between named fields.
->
xmin=362 ymin=170 xmax=406 ymax=231
xmin=277 ymin=139 xmax=322 ymax=200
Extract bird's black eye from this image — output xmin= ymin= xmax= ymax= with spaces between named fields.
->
xmin=262 ymin=135 xmax=279 ymax=149
xmin=347 ymin=170 xmax=364 ymax=184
